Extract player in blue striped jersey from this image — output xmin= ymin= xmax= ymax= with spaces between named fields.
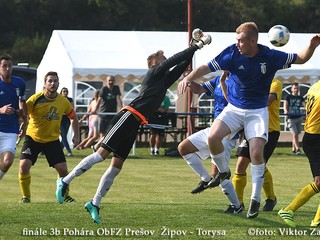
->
xmin=179 ymin=22 xmax=320 ymax=218
xmin=0 ymin=54 xmax=27 ymax=181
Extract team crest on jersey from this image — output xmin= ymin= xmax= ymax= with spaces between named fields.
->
xmin=42 ymin=107 xmax=59 ymax=121
xmin=260 ymin=63 xmax=267 ymax=74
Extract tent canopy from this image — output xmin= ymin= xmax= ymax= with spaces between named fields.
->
xmin=37 ymin=30 xmax=320 ymax=98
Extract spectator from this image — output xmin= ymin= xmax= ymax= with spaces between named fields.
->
xmin=60 ymin=87 xmax=74 ymax=156
xmin=284 ymin=83 xmax=306 ymax=155
xmin=94 ymin=76 xmax=122 ymax=149
xmin=148 ymin=95 xmax=171 ymax=155
xmin=76 ymin=90 xmax=100 ymax=150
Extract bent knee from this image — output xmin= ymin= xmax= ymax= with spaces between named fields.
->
xmin=178 ymin=139 xmax=196 ymax=156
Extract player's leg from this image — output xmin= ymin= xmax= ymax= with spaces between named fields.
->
xmin=245 ymin=107 xmax=268 ymax=218
xmin=218 ymin=136 xmax=243 ymax=213
xmin=233 ymin=156 xmax=250 ymax=206
xmin=19 ymin=159 xmax=33 ymax=203
xmin=56 ymin=149 xmax=108 ymax=203
xmin=0 ymin=133 xmax=16 ymax=180
xmin=206 ymin=108 xmax=238 ymax=188
xmin=262 ymin=131 xmax=280 ymax=211
xmin=178 ymin=128 xmax=212 ymax=194
xmin=83 ymin=113 xmax=140 ymax=224
xmin=279 ymin=132 xmax=320 ymax=227
xmin=18 ymin=136 xmax=41 ymax=203
xmin=232 ymin=134 xmax=250 ymax=207
xmin=0 ymin=133 xmax=17 ymax=180
xmin=85 ymin=156 xmax=123 ymax=224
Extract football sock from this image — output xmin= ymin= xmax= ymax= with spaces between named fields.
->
xmin=313 ymin=204 xmax=320 ymax=223
xmin=92 ymin=166 xmax=121 ymax=206
xmin=232 ymin=172 xmax=247 ymax=204
xmin=19 ymin=173 xmax=31 ymax=198
xmin=0 ymin=169 xmax=5 ymax=180
xmin=250 ymin=163 xmax=265 ymax=202
xmin=183 ymin=153 xmax=211 ymax=182
xmin=220 ymin=179 xmax=240 ymax=208
xmin=263 ymin=167 xmax=275 ymax=200
xmin=211 ymin=151 xmax=229 ymax=173
xmin=285 ymin=182 xmax=319 ymax=212
xmin=63 ymin=152 xmax=104 ymax=184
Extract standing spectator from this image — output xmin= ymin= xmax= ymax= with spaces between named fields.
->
xmin=0 ymin=54 xmax=27 ymax=181
xmin=94 ymin=76 xmax=122 ymax=149
xmin=148 ymin=95 xmax=171 ymax=155
xmin=60 ymin=87 xmax=74 ymax=156
xmin=278 ymin=79 xmax=320 ymax=228
xmin=284 ymin=83 xmax=306 ymax=155
xmin=19 ymin=71 xmax=79 ymax=203
xmin=76 ymin=90 xmax=100 ymax=150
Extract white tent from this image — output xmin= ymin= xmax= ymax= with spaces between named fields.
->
xmin=37 ymin=30 xmax=320 ymax=100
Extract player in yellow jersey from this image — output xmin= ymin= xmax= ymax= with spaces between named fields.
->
xmin=19 ymin=71 xmax=79 ymax=203
xmin=278 ymin=80 xmax=320 ymax=227
xmin=232 ymin=78 xmax=282 ymax=212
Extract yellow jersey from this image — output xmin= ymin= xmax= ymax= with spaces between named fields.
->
xmin=268 ymin=78 xmax=282 ymax=132
xmin=26 ymin=91 xmax=75 ymax=143
xmin=305 ymin=80 xmax=320 ymax=134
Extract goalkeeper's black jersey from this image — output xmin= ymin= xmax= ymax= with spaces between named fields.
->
xmin=128 ymin=46 xmax=197 ymax=118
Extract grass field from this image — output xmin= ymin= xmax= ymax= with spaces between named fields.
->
xmin=1 ymin=144 xmax=319 ymax=240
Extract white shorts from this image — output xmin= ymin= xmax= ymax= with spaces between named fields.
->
xmin=188 ymin=127 xmax=238 ymax=164
xmin=216 ymin=103 xmax=269 ymax=141
xmin=88 ymin=119 xmax=99 ymax=136
xmin=0 ymin=132 xmax=17 ymax=155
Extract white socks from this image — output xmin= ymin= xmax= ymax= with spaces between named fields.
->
xmin=220 ymin=179 xmax=240 ymax=208
xmin=250 ymin=163 xmax=265 ymax=202
xmin=92 ymin=166 xmax=121 ymax=206
xmin=211 ymin=151 xmax=229 ymax=173
xmin=183 ymin=153 xmax=211 ymax=182
xmin=63 ymin=152 xmax=104 ymax=184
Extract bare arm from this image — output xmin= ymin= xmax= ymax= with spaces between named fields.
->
xmin=92 ymin=97 xmax=101 ymax=113
xmin=219 ymin=71 xmax=229 ymax=101
xmin=267 ymin=92 xmax=277 ymax=106
xmin=117 ymin=95 xmax=123 ymax=109
xmin=283 ymin=100 xmax=289 ymax=114
xmin=70 ymin=114 xmax=80 ymax=147
xmin=187 ymin=81 xmax=206 ymax=94
xmin=178 ymin=64 xmax=211 ymax=94
xmin=295 ymin=34 xmax=320 ymax=64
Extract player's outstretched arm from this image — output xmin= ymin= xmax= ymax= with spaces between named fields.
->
xmin=178 ymin=64 xmax=211 ymax=94
xmin=295 ymin=34 xmax=320 ymax=64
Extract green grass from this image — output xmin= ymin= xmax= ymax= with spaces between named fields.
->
xmin=1 ymin=145 xmax=319 ymax=240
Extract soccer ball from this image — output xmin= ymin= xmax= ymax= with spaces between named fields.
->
xmin=268 ymin=25 xmax=290 ymax=47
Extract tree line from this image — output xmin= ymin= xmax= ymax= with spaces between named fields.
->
xmin=0 ymin=0 xmax=319 ymax=66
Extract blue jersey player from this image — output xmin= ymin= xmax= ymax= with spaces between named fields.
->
xmin=0 ymin=54 xmax=27 ymax=181
xmin=179 ymin=22 xmax=320 ymax=219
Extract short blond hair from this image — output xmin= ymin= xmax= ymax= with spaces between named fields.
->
xmin=236 ymin=22 xmax=259 ymax=40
